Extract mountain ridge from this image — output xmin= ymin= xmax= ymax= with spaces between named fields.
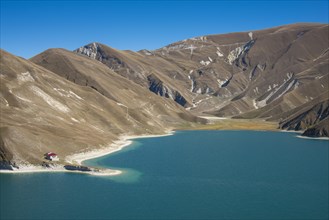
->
xmin=70 ymin=23 xmax=328 ymax=137
xmin=1 ymin=23 xmax=328 ymax=168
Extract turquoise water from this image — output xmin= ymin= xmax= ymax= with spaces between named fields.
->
xmin=1 ymin=131 xmax=328 ymax=219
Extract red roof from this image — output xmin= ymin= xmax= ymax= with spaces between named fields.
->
xmin=47 ymin=152 xmax=57 ymax=156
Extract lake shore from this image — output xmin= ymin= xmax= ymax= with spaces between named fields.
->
xmin=1 ymin=119 xmax=327 ymax=175
xmin=65 ymin=131 xmax=175 ymax=166
xmin=0 ymin=131 xmax=175 ymax=176
xmin=0 ymin=164 xmax=122 ymax=176
xmin=297 ymin=135 xmax=329 ymax=140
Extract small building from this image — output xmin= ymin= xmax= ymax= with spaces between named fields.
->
xmin=44 ymin=152 xmax=59 ymax=161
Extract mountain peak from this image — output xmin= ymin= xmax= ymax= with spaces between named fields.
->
xmin=75 ymin=42 xmax=100 ymax=59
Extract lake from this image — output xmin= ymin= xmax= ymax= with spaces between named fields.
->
xmin=1 ymin=130 xmax=328 ymax=219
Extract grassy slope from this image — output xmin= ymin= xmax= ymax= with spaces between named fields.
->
xmin=180 ymin=119 xmax=278 ymax=131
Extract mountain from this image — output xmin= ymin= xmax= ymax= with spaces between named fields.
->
xmin=1 ymin=23 xmax=328 ymax=168
xmin=73 ymin=23 xmax=329 ymax=137
xmin=73 ymin=43 xmax=193 ymax=107
xmin=0 ymin=49 xmax=201 ymax=168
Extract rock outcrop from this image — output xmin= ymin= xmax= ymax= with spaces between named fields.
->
xmin=302 ymin=118 xmax=329 ymax=137
xmin=279 ymin=99 xmax=329 ymax=131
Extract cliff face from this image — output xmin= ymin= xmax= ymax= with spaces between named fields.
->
xmin=147 ymin=74 xmax=188 ymax=106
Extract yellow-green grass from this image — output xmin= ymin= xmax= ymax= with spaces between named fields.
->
xmin=183 ymin=119 xmax=278 ymax=131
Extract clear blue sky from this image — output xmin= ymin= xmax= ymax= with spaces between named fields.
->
xmin=1 ymin=0 xmax=328 ymax=58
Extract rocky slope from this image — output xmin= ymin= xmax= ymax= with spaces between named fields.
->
xmin=0 ymin=49 xmax=201 ymax=168
xmin=302 ymin=117 xmax=329 ymax=137
xmin=278 ymin=93 xmax=329 ymax=132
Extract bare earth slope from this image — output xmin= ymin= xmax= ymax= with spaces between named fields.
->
xmin=0 ymin=49 xmax=201 ymax=168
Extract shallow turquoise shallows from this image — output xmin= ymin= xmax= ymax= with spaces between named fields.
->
xmin=1 ymin=131 xmax=328 ymax=219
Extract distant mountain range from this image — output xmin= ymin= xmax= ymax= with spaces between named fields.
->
xmin=1 ymin=23 xmax=328 ymax=167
